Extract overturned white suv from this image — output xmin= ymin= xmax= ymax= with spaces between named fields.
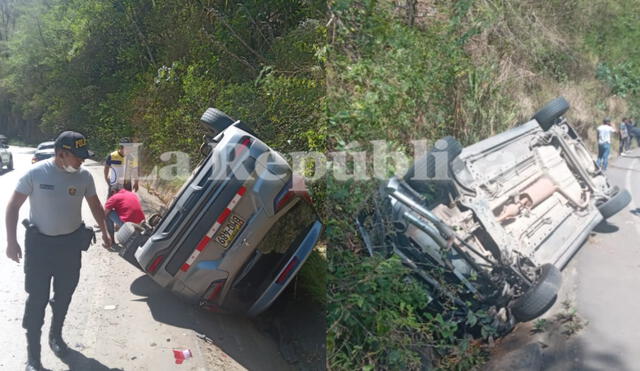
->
xmin=357 ymin=97 xmax=631 ymax=331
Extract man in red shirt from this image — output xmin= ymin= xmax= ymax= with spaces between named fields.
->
xmin=104 ymin=183 xmax=145 ymax=243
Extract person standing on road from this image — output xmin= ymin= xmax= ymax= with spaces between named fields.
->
xmin=629 ymin=120 xmax=640 ymax=149
xmin=103 ymin=137 xmax=139 ymax=198
xmin=619 ymin=117 xmax=630 ymax=156
xmin=4 ymin=131 xmax=111 ymax=371
xmin=597 ymin=117 xmax=616 ymax=171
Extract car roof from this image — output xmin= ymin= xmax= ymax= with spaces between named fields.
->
xmin=37 ymin=141 xmax=55 ymax=148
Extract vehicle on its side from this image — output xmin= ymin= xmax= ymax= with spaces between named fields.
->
xmin=116 ymin=108 xmax=324 ymax=316
xmin=32 ymin=141 xmax=55 ymax=164
xmin=357 ymin=97 xmax=631 ymax=332
xmin=0 ymin=136 xmax=13 ymax=171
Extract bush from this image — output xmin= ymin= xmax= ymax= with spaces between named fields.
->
xmin=328 ymin=251 xmax=488 ymax=370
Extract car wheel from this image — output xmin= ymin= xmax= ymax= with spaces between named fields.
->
xmin=200 ymin=108 xmax=235 ymax=134
xmin=532 ymin=97 xmax=570 ymax=131
xmin=510 ymin=263 xmax=561 ymax=322
xmin=8 ymin=155 xmax=13 ymax=170
xmin=116 ymin=222 xmax=145 ymax=271
xmin=597 ymin=186 xmax=632 ymax=219
xmin=403 ymin=136 xmax=463 ymax=193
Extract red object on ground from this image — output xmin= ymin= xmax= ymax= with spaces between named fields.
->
xmin=173 ymin=349 xmax=192 ymax=364
xmin=105 ymin=189 xmax=145 ymax=224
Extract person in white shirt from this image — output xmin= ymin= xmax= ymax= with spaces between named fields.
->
xmin=596 ymin=117 xmax=616 ymax=171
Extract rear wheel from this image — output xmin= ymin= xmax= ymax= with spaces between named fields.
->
xmin=597 ymin=186 xmax=632 ymax=219
xmin=200 ymin=108 xmax=235 ymax=134
xmin=532 ymin=97 xmax=570 ymax=131
xmin=510 ymin=264 xmax=561 ymax=322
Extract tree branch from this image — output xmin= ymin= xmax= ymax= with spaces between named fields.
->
xmin=206 ymin=8 xmax=268 ymax=65
xmin=203 ymin=29 xmax=258 ymax=77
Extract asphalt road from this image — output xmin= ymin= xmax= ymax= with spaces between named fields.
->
xmin=0 ymin=146 xmax=292 ymax=371
xmin=545 ymin=149 xmax=640 ymax=371
xmin=489 ymin=147 xmax=640 ymax=371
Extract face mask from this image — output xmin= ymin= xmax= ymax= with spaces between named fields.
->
xmin=63 ymin=164 xmax=79 ymax=173
xmin=61 ymin=153 xmax=80 ymax=173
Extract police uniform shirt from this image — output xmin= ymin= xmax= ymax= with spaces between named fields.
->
xmin=15 ymin=159 xmax=97 ymax=236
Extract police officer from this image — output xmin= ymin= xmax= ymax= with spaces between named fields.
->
xmin=4 ymin=131 xmax=111 ymax=371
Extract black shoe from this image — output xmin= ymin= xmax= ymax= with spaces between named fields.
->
xmin=26 ymin=331 xmax=43 ymax=371
xmin=48 ymin=334 xmax=69 ymax=358
xmin=25 ymin=353 xmax=43 ymax=371
xmin=26 ymin=349 xmax=43 ymax=371
xmin=25 ymin=360 xmax=42 ymax=371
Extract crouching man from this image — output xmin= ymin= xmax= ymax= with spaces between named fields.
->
xmin=104 ymin=182 xmax=145 ymax=244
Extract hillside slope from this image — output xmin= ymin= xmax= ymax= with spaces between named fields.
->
xmin=326 ymin=0 xmax=639 ymax=369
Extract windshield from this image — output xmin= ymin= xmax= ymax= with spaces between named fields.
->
xmin=38 ymin=142 xmax=54 ymax=150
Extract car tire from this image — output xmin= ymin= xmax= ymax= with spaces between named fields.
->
xmin=510 ymin=263 xmax=561 ymax=322
xmin=8 ymin=155 xmax=13 ymax=170
xmin=200 ymin=108 xmax=235 ymax=134
xmin=116 ymin=222 xmax=145 ymax=271
xmin=597 ymin=186 xmax=632 ymax=219
xmin=532 ymin=97 xmax=570 ymax=131
xmin=404 ymin=136 xmax=463 ymax=193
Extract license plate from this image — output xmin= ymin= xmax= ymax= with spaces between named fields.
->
xmin=215 ymin=215 xmax=245 ymax=248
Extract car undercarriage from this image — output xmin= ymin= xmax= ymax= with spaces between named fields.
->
xmin=357 ymin=97 xmax=632 ymax=332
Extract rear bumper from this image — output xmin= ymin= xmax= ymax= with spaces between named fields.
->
xmin=245 ymin=220 xmax=324 ymax=316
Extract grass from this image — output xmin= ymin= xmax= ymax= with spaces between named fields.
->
xmin=555 ymin=300 xmax=587 ymax=337
xmin=531 ymin=318 xmax=549 ymax=334
xmin=296 ymin=244 xmax=328 ymax=306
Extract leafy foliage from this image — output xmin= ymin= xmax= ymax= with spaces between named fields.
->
xmin=0 ymin=0 xmax=326 ymax=161
xmin=0 ymin=0 xmax=328 ymax=314
xmin=328 ymin=251 xmax=488 ymax=370
xmin=326 ymin=0 xmax=640 ymax=369
xmin=326 ymin=1 xmax=509 ymax=368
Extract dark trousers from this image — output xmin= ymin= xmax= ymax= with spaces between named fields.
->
xmin=23 ymin=231 xmax=82 ymax=335
xmin=620 ymin=136 xmax=630 ymax=155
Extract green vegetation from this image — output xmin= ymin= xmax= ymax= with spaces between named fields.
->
xmin=0 ymin=0 xmax=325 ymax=158
xmin=0 ymin=0 xmax=327 ymax=312
xmin=555 ymin=300 xmax=587 ymax=337
xmin=3 ymin=0 xmax=640 ymax=369
xmin=326 ymin=0 xmax=640 ymax=369
xmin=328 ymin=251 xmax=489 ymax=370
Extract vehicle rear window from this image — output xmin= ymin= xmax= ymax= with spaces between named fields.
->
xmin=257 ymin=200 xmax=316 ymax=255
xmin=231 ymin=200 xmax=317 ymax=305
